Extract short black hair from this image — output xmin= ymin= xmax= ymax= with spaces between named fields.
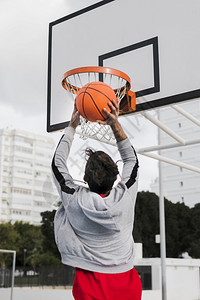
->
xmin=84 ymin=148 xmax=119 ymax=194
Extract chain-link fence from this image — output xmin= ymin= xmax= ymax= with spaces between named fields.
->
xmin=0 ymin=267 xmax=12 ymax=288
xmin=0 ymin=265 xmax=151 ymax=289
xmin=0 ymin=265 xmax=75 ymax=288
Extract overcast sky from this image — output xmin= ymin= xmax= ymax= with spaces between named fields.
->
xmin=0 ymin=0 xmax=101 ymax=133
xmin=0 ymin=0 xmax=158 ymax=191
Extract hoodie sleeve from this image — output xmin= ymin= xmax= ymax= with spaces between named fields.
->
xmin=51 ymin=126 xmax=78 ymax=203
xmin=117 ymin=138 xmax=139 ymax=190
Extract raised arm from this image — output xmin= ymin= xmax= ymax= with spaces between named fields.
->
xmin=51 ymin=106 xmax=80 ymax=201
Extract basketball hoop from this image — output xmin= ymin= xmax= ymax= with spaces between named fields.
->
xmin=62 ymin=66 xmax=136 ymax=142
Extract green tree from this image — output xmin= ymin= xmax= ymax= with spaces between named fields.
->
xmin=13 ymin=221 xmax=43 ymax=267
xmin=164 ymin=199 xmax=180 ymax=257
xmin=40 ymin=210 xmax=60 ymax=259
xmin=26 ymin=252 xmax=60 ymax=268
xmin=165 ymin=200 xmax=192 ymax=257
xmin=190 ymin=203 xmax=200 ymax=258
xmin=133 ymin=191 xmax=160 ymax=257
xmin=0 ymin=222 xmax=20 ymax=267
xmin=133 ymin=191 xmax=196 ymax=258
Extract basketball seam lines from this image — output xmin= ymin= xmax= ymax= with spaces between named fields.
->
xmin=80 ymin=91 xmax=88 ymax=120
xmin=84 ymin=86 xmax=113 ymax=101
xmin=83 ymin=91 xmax=106 ymax=120
xmin=83 ymin=83 xmax=107 ymax=121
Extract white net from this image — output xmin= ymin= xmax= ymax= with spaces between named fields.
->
xmin=79 ymin=117 xmax=115 ymax=142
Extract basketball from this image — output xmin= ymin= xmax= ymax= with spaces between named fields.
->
xmin=75 ymin=81 xmax=118 ymax=122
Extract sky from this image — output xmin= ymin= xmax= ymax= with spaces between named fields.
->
xmin=0 ymin=0 xmax=158 ymax=191
xmin=0 ymin=0 xmax=100 ymax=134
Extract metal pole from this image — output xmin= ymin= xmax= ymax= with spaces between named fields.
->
xmin=171 ymin=104 xmax=200 ymax=127
xmin=0 ymin=249 xmax=16 ymax=300
xmin=158 ymin=110 xmax=167 ymax=300
xmin=137 ymin=138 xmax=200 ymax=153
xmin=10 ymin=251 xmax=16 ymax=300
xmin=139 ymin=152 xmax=200 ymax=174
xmin=142 ymin=111 xmax=185 ymax=145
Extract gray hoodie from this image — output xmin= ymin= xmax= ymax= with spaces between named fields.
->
xmin=52 ymin=126 xmax=139 ymax=274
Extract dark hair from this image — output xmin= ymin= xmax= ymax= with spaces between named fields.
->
xmin=84 ymin=148 xmax=119 ymax=194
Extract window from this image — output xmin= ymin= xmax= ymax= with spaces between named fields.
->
xmin=12 ymin=210 xmax=22 ymax=215
xmin=3 ymin=177 xmax=9 ymax=184
xmin=11 ymin=187 xmax=31 ymax=195
xmin=12 ymin=209 xmax=30 ymax=216
xmin=15 ymin=136 xmax=33 ymax=146
xmin=35 ymin=162 xmax=46 ymax=167
xmin=15 ymin=145 xmax=33 ymax=154
xmin=15 ymin=136 xmax=25 ymax=143
xmin=36 ymin=152 xmax=44 ymax=157
xmin=15 ymin=158 xmax=32 ymax=167
xmin=4 ymin=156 xmax=9 ymax=162
xmin=3 ymin=167 xmax=9 ymax=174
xmin=16 ymin=168 xmax=32 ymax=176
xmin=34 ymin=201 xmax=46 ymax=207
xmin=13 ymin=178 xmax=32 ymax=185
xmin=34 ymin=171 xmax=48 ymax=178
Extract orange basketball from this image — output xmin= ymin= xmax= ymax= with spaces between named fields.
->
xmin=75 ymin=81 xmax=117 ymax=122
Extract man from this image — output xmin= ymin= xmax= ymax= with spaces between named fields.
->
xmin=52 ymin=99 xmax=142 ymax=299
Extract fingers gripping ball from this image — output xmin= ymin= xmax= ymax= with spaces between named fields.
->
xmin=75 ymin=81 xmax=118 ymax=122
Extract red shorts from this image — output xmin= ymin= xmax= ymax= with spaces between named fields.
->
xmin=72 ymin=267 xmax=142 ymax=300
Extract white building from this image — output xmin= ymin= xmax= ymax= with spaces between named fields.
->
xmin=150 ymin=99 xmax=200 ymax=207
xmin=0 ymin=128 xmax=58 ymax=225
xmin=135 ymin=257 xmax=200 ymax=300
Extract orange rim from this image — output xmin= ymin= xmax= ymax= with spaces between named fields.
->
xmin=62 ymin=66 xmax=131 ymax=90
xmin=62 ymin=66 xmax=136 ymax=113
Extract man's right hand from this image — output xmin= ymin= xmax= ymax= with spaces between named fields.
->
xmin=97 ymin=99 xmax=127 ymax=142
xmin=97 ymin=99 xmax=119 ymax=127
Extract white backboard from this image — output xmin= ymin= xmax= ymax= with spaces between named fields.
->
xmin=47 ymin=0 xmax=200 ymax=132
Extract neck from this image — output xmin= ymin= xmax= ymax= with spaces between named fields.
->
xmin=100 ymin=190 xmax=110 ymax=197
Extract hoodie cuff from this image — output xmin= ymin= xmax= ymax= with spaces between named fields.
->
xmin=117 ymin=138 xmax=131 ymax=150
xmin=64 ymin=126 xmax=76 ymax=135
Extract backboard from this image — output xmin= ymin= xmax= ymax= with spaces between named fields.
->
xmin=47 ymin=0 xmax=200 ymax=132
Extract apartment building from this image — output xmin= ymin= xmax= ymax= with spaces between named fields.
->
xmin=0 ymin=128 xmax=58 ymax=225
xmin=150 ymin=99 xmax=200 ymax=207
